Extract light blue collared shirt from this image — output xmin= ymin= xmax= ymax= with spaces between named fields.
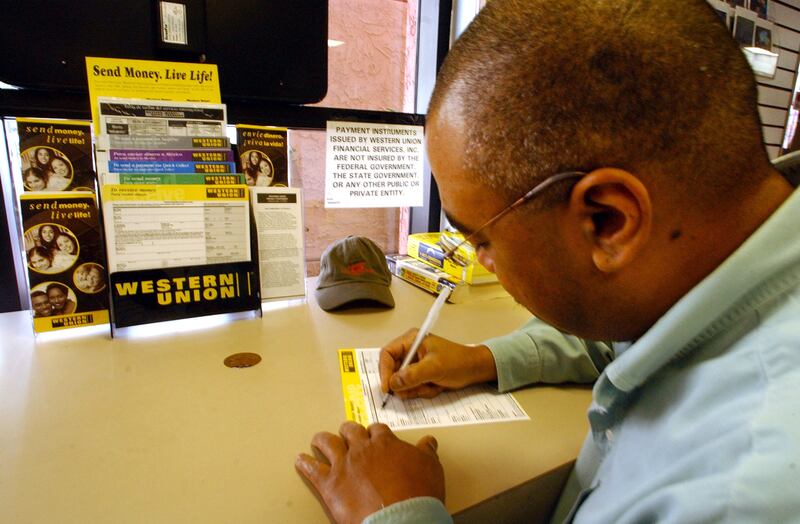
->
xmin=367 ymin=187 xmax=800 ymax=524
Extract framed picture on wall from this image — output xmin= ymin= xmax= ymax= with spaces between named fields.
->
xmin=755 ymin=21 xmax=774 ymax=50
xmin=734 ymin=7 xmax=757 ymax=46
xmin=751 ymin=0 xmax=768 ymax=19
xmin=709 ymin=0 xmax=732 ymax=29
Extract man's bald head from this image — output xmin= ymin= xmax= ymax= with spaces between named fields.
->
xmin=428 ymin=0 xmax=770 ymax=205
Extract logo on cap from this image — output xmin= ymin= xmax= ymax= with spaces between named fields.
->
xmin=346 ymin=261 xmax=374 ymax=276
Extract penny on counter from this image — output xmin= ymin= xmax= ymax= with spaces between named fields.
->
xmin=224 ymin=352 xmax=262 ymax=368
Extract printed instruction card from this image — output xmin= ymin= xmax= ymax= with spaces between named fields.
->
xmin=250 ymin=187 xmax=305 ymax=299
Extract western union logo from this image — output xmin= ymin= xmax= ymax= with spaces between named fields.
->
xmin=114 ymin=273 xmax=239 ymax=305
xmin=340 ymin=350 xmax=356 ymax=373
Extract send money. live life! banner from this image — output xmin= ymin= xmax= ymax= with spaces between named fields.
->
xmin=85 ymin=56 xmax=221 ymax=134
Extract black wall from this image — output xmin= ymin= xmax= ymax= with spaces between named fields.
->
xmin=0 ymin=175 xmax=21 ymax=312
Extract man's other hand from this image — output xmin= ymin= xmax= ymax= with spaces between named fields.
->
xmin=295 ymin=422 xmax=444 ymax=524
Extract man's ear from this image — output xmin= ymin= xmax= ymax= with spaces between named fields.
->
xmin=567 ymin=168 xmax=653 ymax=273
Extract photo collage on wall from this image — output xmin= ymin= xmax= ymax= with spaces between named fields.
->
xmin=709 ymin=0 xmax=774 ymax=51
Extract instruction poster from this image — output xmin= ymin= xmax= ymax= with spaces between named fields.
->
xmin=325 ymin=121 xmax=424 ymax=208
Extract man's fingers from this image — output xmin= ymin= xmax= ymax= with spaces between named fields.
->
xmin=379 ymin=349 xmax=399 ymax=393
xmin=416 ymin=435 xmax=439 ymax=457
xmin=395 ymin=383 xmax=445 ymax=400
xmin=339 ymin=421 xmax=370 ymax=447
xmin=295 ymin=452 xmax=330 ymax=488
xmin=411 ymin=383 xmax=445 ymax=399
xmin=390 ymin=357 xmax=444 ymax=392
xmin=367 ymin=423 xmax=393 ymax=440
xmin=310 ymin=431 xmax=347 ymax=464
xmin=381 ymin=328 xmax=420 ymax=361
xmin=379 ymin=329 xmax=420 ymax=393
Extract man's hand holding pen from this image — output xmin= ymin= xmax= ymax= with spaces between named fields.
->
xmin=379 ymin=330 xmax=499 ymax=400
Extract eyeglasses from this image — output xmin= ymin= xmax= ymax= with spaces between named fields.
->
xmin=441 ymin=170 xmax=587 ymax=262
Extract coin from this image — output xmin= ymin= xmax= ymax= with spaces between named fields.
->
xmin=224 ymin=352 xmax=262 ymax=368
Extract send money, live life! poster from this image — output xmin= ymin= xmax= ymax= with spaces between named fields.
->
xmin=21 ymin=193 xmax=109 ymax=332
xmin=17 ymin=118 xmax=96 ymax=193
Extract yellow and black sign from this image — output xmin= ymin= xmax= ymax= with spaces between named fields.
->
xmin=110 ymin=262 xmax=260 ymax=329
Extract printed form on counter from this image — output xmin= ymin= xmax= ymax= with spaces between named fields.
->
xmin=339 ymin=348 xmax=530 ymax=430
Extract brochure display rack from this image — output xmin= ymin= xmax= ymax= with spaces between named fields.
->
xmin=9 ymin=54 xmax=324 ymax=333
xmin=86 ymin=57 xmax=261 ymax=333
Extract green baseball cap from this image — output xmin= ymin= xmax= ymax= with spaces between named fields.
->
xmin=315 ymin=236 xmax=395 ymax=311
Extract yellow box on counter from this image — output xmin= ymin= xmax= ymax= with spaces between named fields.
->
xmin=386 ymin=254 xmax=508 ymax=304
xmin=405 ymin=232 xmax=497 ymax=284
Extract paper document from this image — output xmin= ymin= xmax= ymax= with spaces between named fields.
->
xmin=101 ymin=185 xmax=250 ymax=273
xmin=339 ymin=348 xmax=529 ymax=430
xmin=97 ymin=97 xmax=227 ymax=137
xmin=250 ymin=187 xmax=306 ymax=299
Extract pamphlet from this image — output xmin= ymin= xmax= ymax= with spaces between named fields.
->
xmin=20 ymin=192 xmax=109 ymax=332
xmin=85 ymin=57 xmax=221 ymax=134
xmin=250 ymin=187 xmax=305 ymax=299
xmin=100 ymin=173 xmax=245 ymax=186
xmin=107 ymin=149 xmax=234 ymax=162
xmin=236 ymin=124 xmax=289 ymax=187
xmin=16 ymin=118 xmax=96 ymax=192
xmin=96 ymin=135 xmax=230 ymax=151
xmin=100 ymin=184 xmax=251 ymax=273
xmin=385 ymin=254 xmax=509 ymax=304
xmin=105 ymin=160 xmax=236 ymax=174
xmin=97 ymin=97 xmax=227 ymax=137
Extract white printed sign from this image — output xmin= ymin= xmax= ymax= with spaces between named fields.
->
xmin=325 ymin=121 xmax=424 ymax=208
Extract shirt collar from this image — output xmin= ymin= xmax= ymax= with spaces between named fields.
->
xmin=605 ymin=187 xmax=800 ymax=393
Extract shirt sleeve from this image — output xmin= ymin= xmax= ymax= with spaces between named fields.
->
xmin=362 ymin=497 xmax=452 ymax=524
xmin=483 ymin=317 xmax=614 ymax=392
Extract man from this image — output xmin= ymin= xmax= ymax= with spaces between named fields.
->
xmin=30 ymin=290 xmax=52 ymax=318
xmin=296 ymin=0 xmax=800 ymax=522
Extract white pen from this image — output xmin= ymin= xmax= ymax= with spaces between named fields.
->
xmin=381 ymin=284 xmax=452 ymax=408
